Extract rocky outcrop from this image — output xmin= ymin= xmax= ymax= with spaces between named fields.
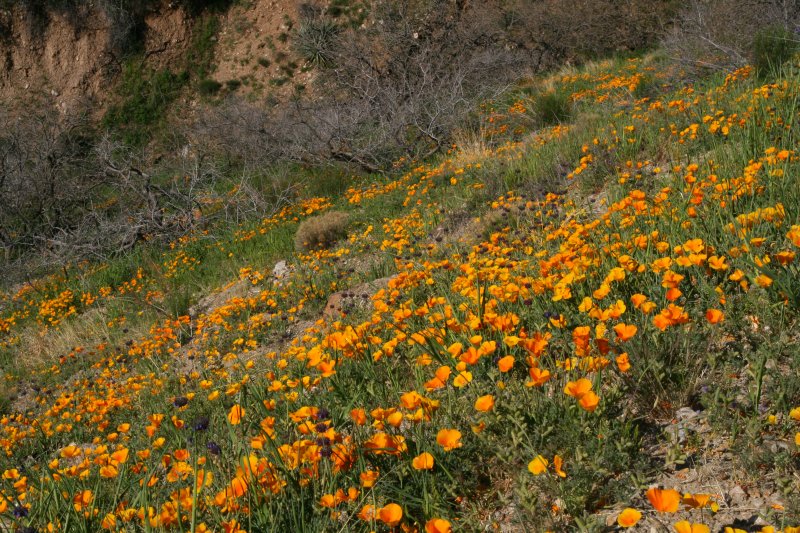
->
xmin=0 ymin=4 xmax=194 ymax=111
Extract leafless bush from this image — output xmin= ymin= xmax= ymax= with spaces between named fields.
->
xmin=663 ymin=0 xmax=800 ymax=71
xmin=294 ymin=211 xmax=349 ymax=252
xmin=0 ymin=102 xmax=98 ymax=261
xmin=503 ymin=0 xmax=679 ymax=70
xmin=195 ymin=1 xmax=525 ymax=172
xmin=197 ymin=0 xmax=680 ymax=172
xmin=0 ymin=102 xmax=297 ymax=279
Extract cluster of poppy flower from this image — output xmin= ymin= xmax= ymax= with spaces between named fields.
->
xmin=1 ymin=56 xmax=799 ymax=531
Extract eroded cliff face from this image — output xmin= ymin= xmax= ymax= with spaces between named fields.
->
xmin=0 ymin=4 xmax=189 ymax=111
xmin=0 ymin=0 xmax=309 ymax=113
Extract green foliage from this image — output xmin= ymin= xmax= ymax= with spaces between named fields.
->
xmin=633 ymin=72 xmax=658 ymax=99
xmin=0 ymin=387 xmax=11 ymax=415
xmin=753 ymin=25 xmax=799 ymax=77
xmin=103 ymin=15 xmax=221 ymax=145
xmin=302 ymin=165 xmax=353 ymax=198
xmin=186 ymin=16 xmax=221 ymax=81
xmin=534 ymin=90 xmax=572 ymax=126
xmin=102 ymin=62 xmax=188 ymax=146
xmin=198 ymin=78 xmax=223 ymax=96
xmin=327 ymin=0 xmax=369 ymax=27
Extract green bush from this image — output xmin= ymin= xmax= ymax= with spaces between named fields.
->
xmin=753 ymin=25 xmax=799 ymax=77
xmin=102 ymin=63 xmax=188 ymax=146
xmin=633 ymin=72 xmax=658 ymax=99
xmin=198 ymin=78 xmax=222 ymax=95
xmin=294 ymin=211 xmax=349 ymax=251
xmin=534 ymin=90 xmax=572 ymax=126
xmin=185 ymin=16 xmax=221 ymax=81
xmin=0 ymin=389 xmax=10 ymax=415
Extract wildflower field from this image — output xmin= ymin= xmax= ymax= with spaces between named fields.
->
xmin=1 ymin=54 xmax=800 ymax=532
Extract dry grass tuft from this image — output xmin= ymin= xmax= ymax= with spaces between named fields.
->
xmin=294 ymin=211 xmax=349 ymax=252
xmin=14 ymin=308 xmax=116 ymax=369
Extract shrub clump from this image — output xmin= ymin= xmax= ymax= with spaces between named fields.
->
xmin=753 ymin=25 xmax=799 ymax=77
xmin=294 ymin=211 xmax=349 ymax=251
xmin=294 ymin=18 xmax=340 ymax=68
xmin=198 ymin=78 xmax=223 ymax=96
xmin=534 ymin=90 xmax=572 ymax=126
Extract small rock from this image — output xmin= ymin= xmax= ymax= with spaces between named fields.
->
xmin=675 ymin=407 xmax=699 ymax=420
xmin=728 ymin=486 xmax=747 ymax=507
xmin=272 ymin=260 xmax=290 ymax=280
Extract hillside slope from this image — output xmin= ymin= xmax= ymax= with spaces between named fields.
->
xmin=1 ymin=55 xmax=800 ymax=532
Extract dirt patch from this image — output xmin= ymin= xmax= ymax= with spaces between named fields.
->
xmin=323 ymin=276 xmax=393 ymax=321
xmin=600 ymin=406 xmax=789 ymax=531
xmin=0 ymin=7 xmax=111 ymax=110
xmin=213 ymin=0 xmax=314 ymax=100
xmin=188 ymin=277 xmax=261 ymax=318
xmin=0 ymin=3 xmax=192 ymax=113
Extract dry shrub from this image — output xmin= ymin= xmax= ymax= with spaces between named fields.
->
xmin=294 ymin=211 xmax=349 ymax=252
xmin=663 ymin=0 xmax=800 ymax=71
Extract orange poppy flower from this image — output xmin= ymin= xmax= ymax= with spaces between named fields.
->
xmin=646 ymin=487 xmax=680 ymax=512
xmin=61 ymin=445 xmax=82 ymax=459
xmin=705 ymin=309 xmax=724 ymax=324
xmin=527 ymin=367 xmax=551 ymax=386
xmin=474 ymin=395 xmax=495 ymax=412
xmin=528 ymin=455 xmax=548 ymax=475
xmin=553 ymin=455 xmax=567 ymax=478
xmin=172 ymin=449 xmax=189 ymax=462
xmin=357 ymin=504 xmax=375 ymax=521
xmin=110 ymin=448 xmax=129 ymax=464
xmin=613 ymin=323 xmax=637 ymax=342
xmin=229 ymin=476 xmax=248 ymax=497
xmin=617 ymin=508 xmax=642 ymax=528
xmin=579 ymin=391 xmax=600 ymax=412
xmin=453 ymin=370 xmax=473 ymax=388
xmin=100 ymin=513 xmax=116 ymax=529
xmin=436 ymin=429 xmax=462 ymax=451
xmin=227 ymin=405 xmax=245 ymax=425
xmin=99 ymin=465 xmax=119 ymax=479
xmin=616 ymin=352 xmax=631 ymax=372
xmin=755 ymin=274 xmax=773 ymax=288
xmin=378 ymin=503 xmax=403 ymax=526
xmin=425 ymin=518 xmax=452 ymax=533
xmin=497 ymin=355 xmax=515 ymax=372
xmin=564 ymin=378 xmax=592 ymax=398
xmin=708 ymin=255 xmax=729 ymax=270
xmin=360 ymin=470 xmax=379 ymax=488
xmin=412 ymin=452 xmax=435 ymax=470
xmin=319 ymin=494 xmax=336 ymax=508
xmin=673 ymin=521 xmax=710 ymax=533
xmin=666 ymin=287 xmax=683 ymax=301
xmin=350 ymin=408 xmax=367 ymax=425
xmin=682 ymin=493 xmax=713 ymax=509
